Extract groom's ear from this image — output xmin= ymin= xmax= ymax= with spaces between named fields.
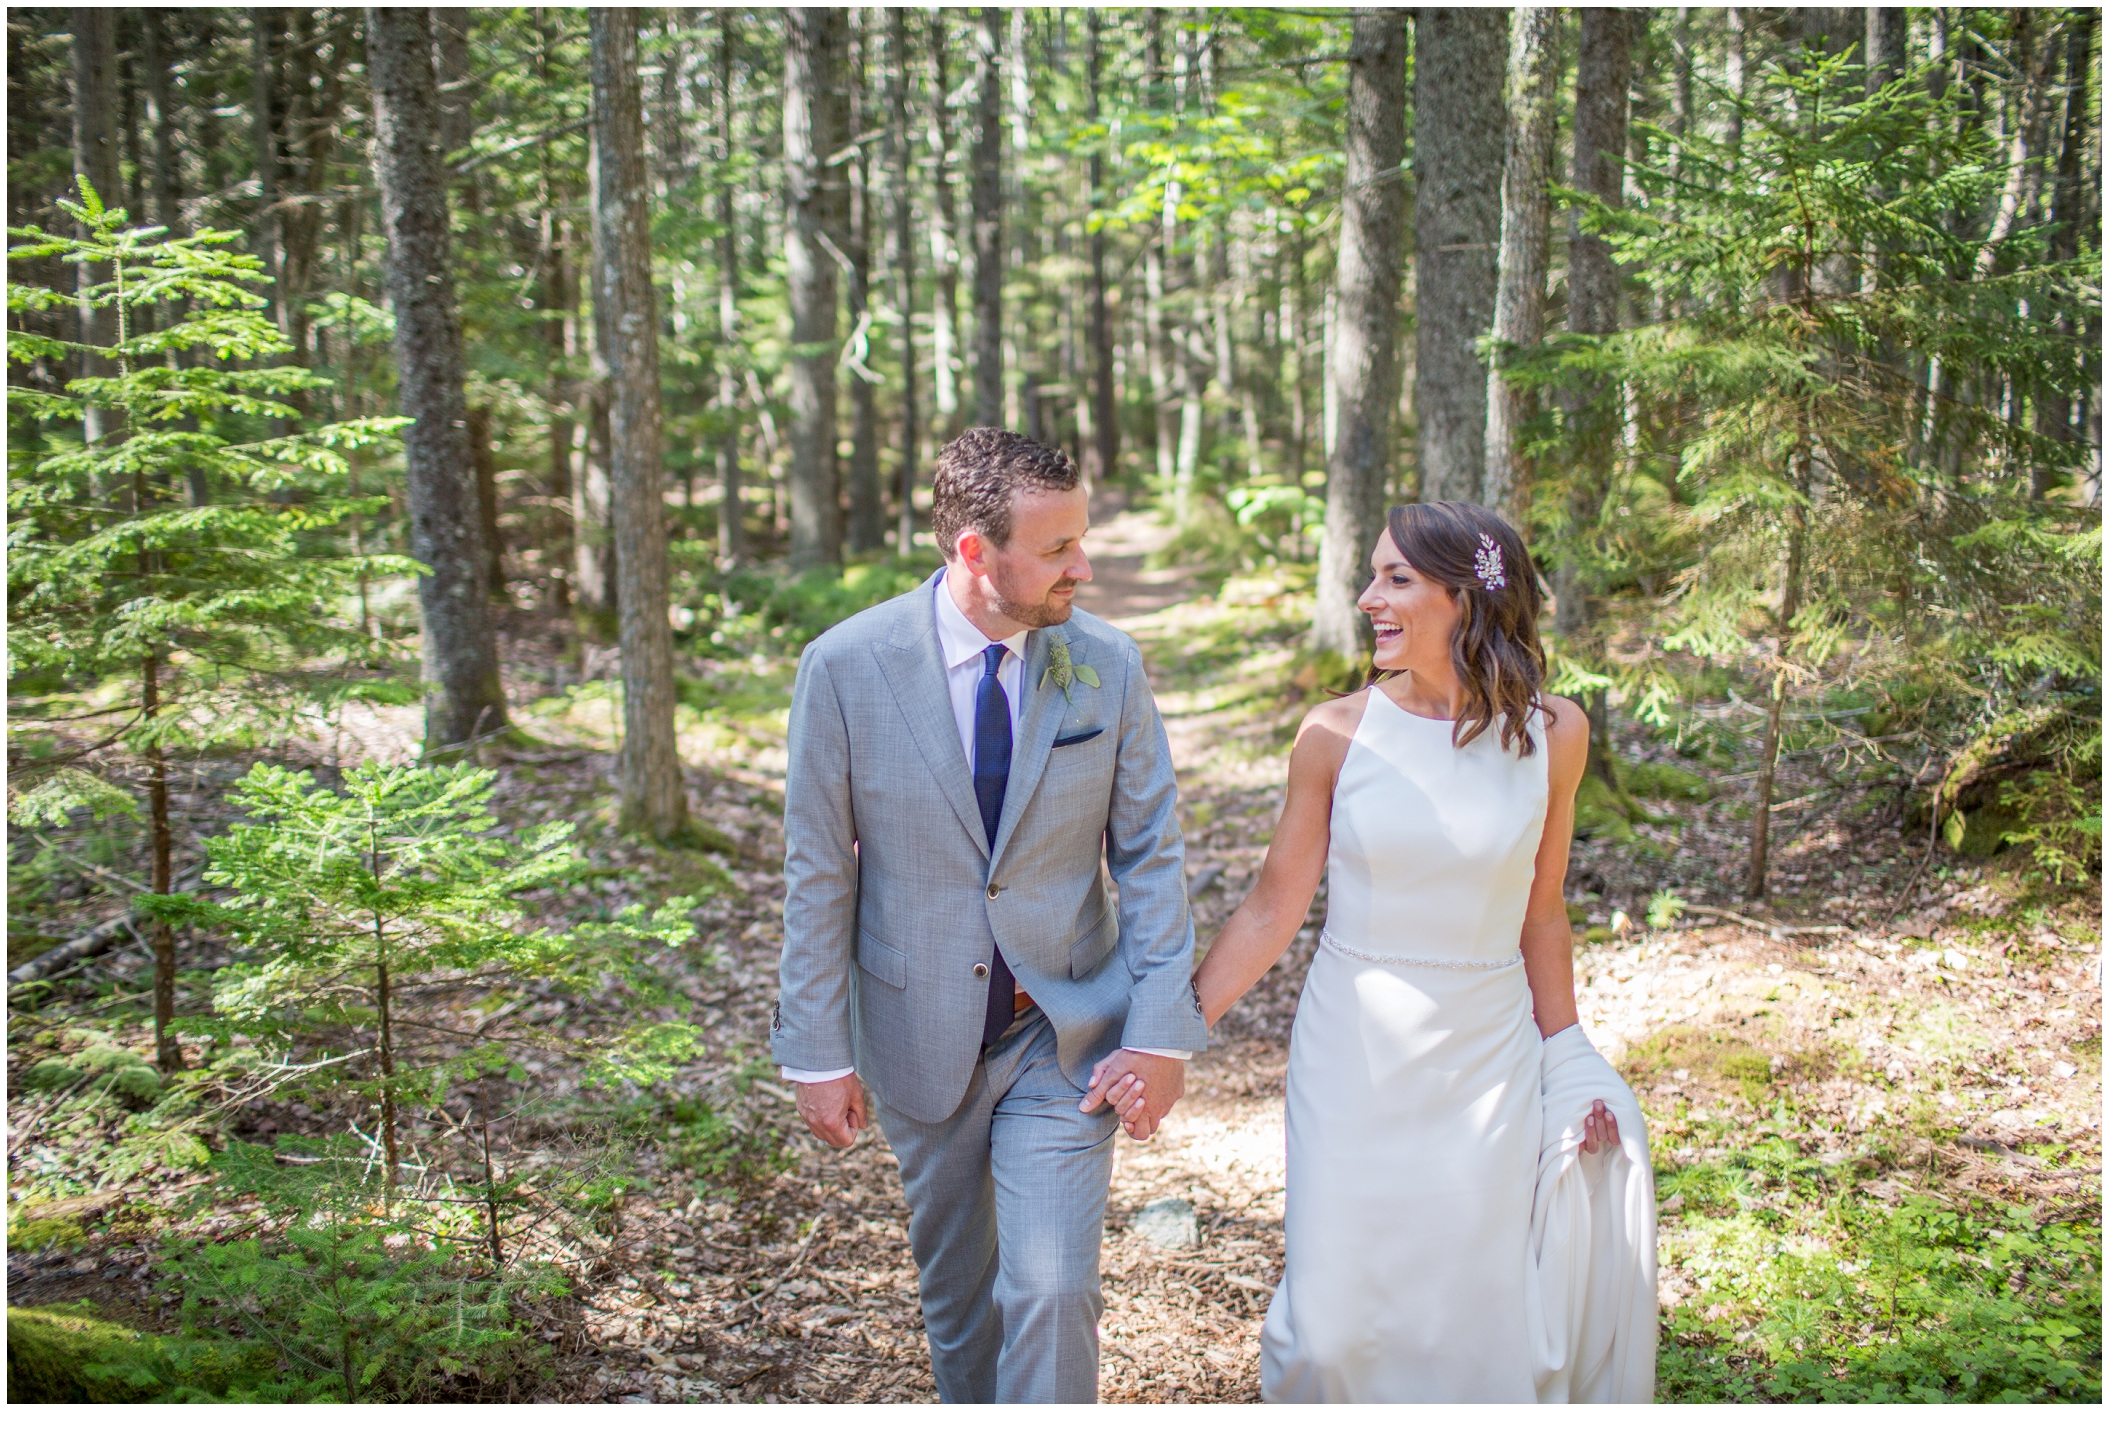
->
xmin=955 ymin=528 xmax=992 ymax=576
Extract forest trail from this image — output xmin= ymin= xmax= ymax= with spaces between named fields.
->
xmin=555 ymin=507 xmax=2100 ymax=1404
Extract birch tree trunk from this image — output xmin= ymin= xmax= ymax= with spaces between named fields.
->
xmin=589 ymin=7 xmax=688 ymax=840
xmin=1311 ymin=10 xmax=1408 ymax=662
xmin=368 ymin=5 xmax=509 ymax=755
xmin=845 ymin=17 xmax=883 ymax=552
xmin=1413 ymin=8 xmax=1506 ymax=504
xmin=1483 ymin=7 xmax=1559 ymax=522
xmin=784 ymin=8 xmax=843 ymax=567
xmin=972 ymin=8 xmax=1004 ymax=429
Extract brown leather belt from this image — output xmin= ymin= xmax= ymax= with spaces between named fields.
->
xmin=1014 ymin=988 xmax=1033 ymax=1013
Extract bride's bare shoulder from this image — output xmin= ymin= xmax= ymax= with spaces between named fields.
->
xmin=1293 ymin=689 xmax=1371 ymax=761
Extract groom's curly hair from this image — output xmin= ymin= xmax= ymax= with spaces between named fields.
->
xmin=931 ymin=428 xmax=1080 ymax=558
xmin=1372 ymin=501 xmax=1553 ymax=757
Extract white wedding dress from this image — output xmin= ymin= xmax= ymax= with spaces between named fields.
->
xmin=1260 ymin=687 xmax=1658 ymax=1403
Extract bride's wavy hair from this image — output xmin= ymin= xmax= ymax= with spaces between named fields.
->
xmin=1368 ymin=501 xmax=1551 ymax=756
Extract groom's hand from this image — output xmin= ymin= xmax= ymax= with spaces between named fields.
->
xmin=1080 ymin=1050 xmax=1184 ymax=1142
xmin=794 ymin=1072 xmax=867 ymax=1149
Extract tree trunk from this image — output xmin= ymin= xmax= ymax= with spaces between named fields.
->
xmin=1865 ymin=6 xmax=1908 ymax=94
xmin=432 ymin=6 xmax=479 ymax=212
xmin=1412 ymin=8 xmax=1506 ymax=504
xmin=784 ymin=8 xmax=843 ymax=568
xmin=1144 ymin=15 xmax=1178 ymax=483
xmin=1725 ymin=8 xmax=1747 ymax=162
xmin=1483 ymin=8 xmax=1559 ymax=523
xmin=590 ymin=7 xmax=688 ymax=841
xmin=716 ymin=14 xmax=745 ymax=564
xmin=1746 ymin=410 xmax=1811 ymax=900
xmin=2035 ymin=9 xmax=2097 ymax=501
xmin=889 ymin=10 xmax=920 ymax=554
xmin=926 ymin=12 xmax=961 ymax=431
xmin=1557 ymin=7 xmax=1635 ymax=793
xmin=367 ymin=6 xmax=508 ymax=755
xmin=845 ymin=18 xmax=884 ymax=553
xmin=141 ymin=12 xmax=180 ymax=233
xmin=466 ymin=404 xmax=506 ymax=600
xmin=141 ymin=649 xmax=179 ymax=1072
xmin=972 ymin=8 xmax=1004 ymax=429
xmin=1086 ymin=10 xmax=1119 ymax=485
xmin=250 ymin=10 xmax=284 ymax=353
xmin=71 ymin=8 xmax=120 ymax=479
xmin=1311 ymin=10 xmax=1409 ymax=663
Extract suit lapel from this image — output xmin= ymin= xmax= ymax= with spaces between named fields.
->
xmin=991 ymin=623 xmax=1072 ymax=866
xmin=876 ymin=579 xmax=989 ymax=859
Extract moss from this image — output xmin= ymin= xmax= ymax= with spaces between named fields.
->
xmin=6 ymin=1307 xmax=160 ymax=1403
xmin=9 ymin=1215 xmax=88 ymax=1252
xmin=1627 ymin=760 xmax=1714 ymax=802
xmin=1574 ymin=772 xmax=1637 ymax=842
xmin=21 ymin=1060 xmax=83 ymax=1091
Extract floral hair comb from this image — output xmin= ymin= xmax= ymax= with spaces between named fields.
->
xmin=1474 ymin=532 xmax=1507 ymax=591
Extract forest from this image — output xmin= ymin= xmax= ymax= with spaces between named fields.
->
xmin=6 ymin=5 xmax=2101 ymax=1405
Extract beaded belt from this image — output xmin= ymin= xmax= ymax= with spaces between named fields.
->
xmin=1319 ymin=929 xmax=1523 ymax=970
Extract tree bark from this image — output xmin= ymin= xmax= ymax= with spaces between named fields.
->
xmin=71 ymin=8 xmax=120 ymax=475
xmin=784 ymin=8 xmax=843 ymax=568
xmin=1086 ymin=9 xmax=1119 ymax=485
xmin=142 ymin=649 xmax=179 ymax=1072
xmin=889 ymin=10 xmax=920 ymax=553
xmin=1311 ymin=10 xmax=1409 ymax=663
xmin=1865 ymin=6 xmax=1908 ymax=94
xmin=589 ymin=7 xmax=688 ymax=840
xmin=972 ymin=9 xmax=1004 ymax=429
xmin=845 ymin=17 xmax=884 ymax=552
xmin=926 ymin=12 xmax=961 ymax=431
xmin=1412 ymin=8 xmax=1506 ymax=504
xmin=432 ymin=6 xmax=479 ymax=211
xmin=2034 ymin=9 xmax=2097 ymax=500
xmin=367 ymin=6 xmax=508 ymax=755
xmin=1483 ymin=8 xmax=1559 ymax=523
xmin=1558 ymin=7 xmax=1636 ymax=794
xmin=250 ymin=10 xmax=284 ymax=352
xmin=716 ymin=13 xmax=745 ymax=563
xmin=141 ymin=12 xmax=180 ymax=234
xmin=466 ymin=404 xmax=506 ymax=599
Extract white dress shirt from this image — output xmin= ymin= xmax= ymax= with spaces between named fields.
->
xmin=783 ymin=574 xmax=1189 ymax=1084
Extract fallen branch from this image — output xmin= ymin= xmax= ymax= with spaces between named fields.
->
xmin=8 ymin=866 xmax=204 ymax=984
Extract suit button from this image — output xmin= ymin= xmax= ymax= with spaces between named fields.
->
xmin=972 ymin=963 xmax=990 ymax=979
xmin=987 ymin=884 xmax=1000 ymax=899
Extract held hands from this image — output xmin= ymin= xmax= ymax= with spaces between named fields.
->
xmin=794 ymin=1072 xmax=867 ymax=1149
xmin=1580 ymin=1098 xmax=1621 ymax=1156
xmin=1079 ymin=1050 xmax=1185 ymax=1142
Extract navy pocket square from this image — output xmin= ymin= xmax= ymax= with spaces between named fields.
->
xmin=1052 ymin=728 xmax=1104 ymax=749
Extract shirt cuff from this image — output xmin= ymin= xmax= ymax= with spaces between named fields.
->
xmin=780 ymin=1065 xmax=856 ymax=1084
xmin=1127 ymin=1047 xmax=1192 ymax=1061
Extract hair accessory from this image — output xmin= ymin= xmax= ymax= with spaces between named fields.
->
xmin=1474 ymin=532 xmax=1507 ymax=591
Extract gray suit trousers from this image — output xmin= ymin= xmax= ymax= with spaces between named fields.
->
xmin=875 ymin=1005 xmax=1118 ymax=1404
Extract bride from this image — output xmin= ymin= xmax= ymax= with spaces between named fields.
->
xmin=1099 ymin=501 xmax=1657 ymax=1403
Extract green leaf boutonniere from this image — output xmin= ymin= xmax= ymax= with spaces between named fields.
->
xmin=1040 ymin=639 xmax=1101 ymax=703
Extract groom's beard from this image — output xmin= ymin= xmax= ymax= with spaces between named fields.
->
xmin=990 ymin=567 xmax=1077 ymax=630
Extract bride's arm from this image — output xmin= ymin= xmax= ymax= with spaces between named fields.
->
xmin=1190 ymin=700 xmax=1357 ymax=1028
xmin=1520 ymin=695 xmax=1590 ymax=1038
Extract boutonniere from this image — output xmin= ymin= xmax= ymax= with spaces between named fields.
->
xmin=1039 ymin=638 xmax=1100 ymax=703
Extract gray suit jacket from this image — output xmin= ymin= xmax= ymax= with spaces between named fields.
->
xmin=771 ymin=573 xmax=1209 ymax=1123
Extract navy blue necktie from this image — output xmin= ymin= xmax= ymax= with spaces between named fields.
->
xmin=973 ymin=643 xmax=1017 ymax=1048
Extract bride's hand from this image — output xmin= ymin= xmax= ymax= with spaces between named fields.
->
xmin=1579 ymin=1098 xmax=1620 ymax=1155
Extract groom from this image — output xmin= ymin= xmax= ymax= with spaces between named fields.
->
xmin=771 ymin=428 xmax=1208 ymax=1403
